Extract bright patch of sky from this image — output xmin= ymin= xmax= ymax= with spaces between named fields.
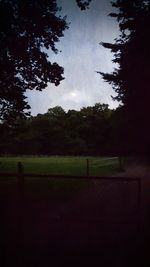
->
xmin=26 ymin=0 xmax=120 ymax=115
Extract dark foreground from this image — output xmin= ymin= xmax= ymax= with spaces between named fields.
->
xmin=0 ymin=179 xmax=149 ymax=267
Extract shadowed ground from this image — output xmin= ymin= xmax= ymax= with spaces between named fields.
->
xmin=0 ymin=168 xmax=149 ymax=267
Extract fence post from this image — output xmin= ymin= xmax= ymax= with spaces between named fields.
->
xmin=17 ymin=161 xmax=24 ymax=257
xmin=86 ymin=159 xmax=89 ymax=177
xmin=137 ymin=178 xmax=141 ymax=209
xmin=17 ymin=161 xmax=24 ymax=200
xmin=118 ymin=156 xmax=124 ymax=171
xmin=137 ymin=178 xmax=144 ymax=238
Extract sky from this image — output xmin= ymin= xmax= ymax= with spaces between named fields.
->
xmin=26 ymin=0 xmax=120 ymax=115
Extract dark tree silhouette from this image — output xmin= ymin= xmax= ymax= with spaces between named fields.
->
xmin=99 ymin=0 xmax=150 ymax=155
xmin=0 ymin=0 xmax=93 ymax=124
xmin=0 ymin=0 xmax=68 ymax=123
xmin=76 ymin=0 xmax=92 ymax=10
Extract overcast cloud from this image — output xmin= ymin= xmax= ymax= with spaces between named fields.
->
xmin=26 ymin=0 xmax=120 ymax=115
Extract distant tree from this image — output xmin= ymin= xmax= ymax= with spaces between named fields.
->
xmin=99 ymin=0 xmax=150 ymax=155
xmin=47 ymin=106 xmax=66 ymax=119
xmin=0 ymin=103 xmax=115 ymax=156
xmin=77 ymin=104 xmax=113 ymax=155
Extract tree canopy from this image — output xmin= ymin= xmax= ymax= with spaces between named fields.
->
xmin=0 ymin=0 xmax=92 ymax=124
xmin=76 ymin=0 xmax=92 ymax=10
xmin=99 ymin=0 xmax=150 ymax=155
xmin=0 ymin=0 xmax=69 ymax=123
xmin=0 ymin=103 xmax=121 ymax=156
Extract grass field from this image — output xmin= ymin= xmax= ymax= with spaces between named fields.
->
xmin=0 ymin=156 xmax=119 ymax=176
xmin=0 ymin=156 xmax=120 ymax=201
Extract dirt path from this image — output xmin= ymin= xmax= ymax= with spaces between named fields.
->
xmin=116 ymin=160 xmax=150 ymax=178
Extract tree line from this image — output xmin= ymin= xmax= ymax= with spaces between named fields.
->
xmin=0 ymin=103 xmax=129 ymax=156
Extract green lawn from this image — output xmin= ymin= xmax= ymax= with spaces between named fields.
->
xmin=0 ymin=156 xmax=119 ymax=176
xmin=0 ymin=156 xmax=120 ymax=202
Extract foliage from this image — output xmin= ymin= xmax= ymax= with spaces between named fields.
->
xmin=99 ymin=0 xmax=150 ymax=155
xmin=76 ymin=0 xmax=92 ymax=10
xmin=0 ymin=0 xmax=68 ymax=123
xmin=0 ymin=0 xmax=93 ymax=124
xmin=0 ymin=103 xmax=121 ymax=156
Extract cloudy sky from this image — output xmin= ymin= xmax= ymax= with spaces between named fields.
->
xmin=26 ymin=0 xmax=120 ymax=115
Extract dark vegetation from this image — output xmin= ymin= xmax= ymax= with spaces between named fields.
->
xmin=0 ymin=103 xmax=126 ymax=156
xmin=99 ymin=0 xmax=150 ymax=157
xmin=0 ymin=0 xmax=91 ymax=124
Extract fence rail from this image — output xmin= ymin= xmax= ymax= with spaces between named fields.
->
xmin=0 ymin=161 xmax=142 ymax=234
xmin=0 ymin=171 xmax=141 ymax=181
xmin=0 ymin=160 xmax=142 ymax=208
